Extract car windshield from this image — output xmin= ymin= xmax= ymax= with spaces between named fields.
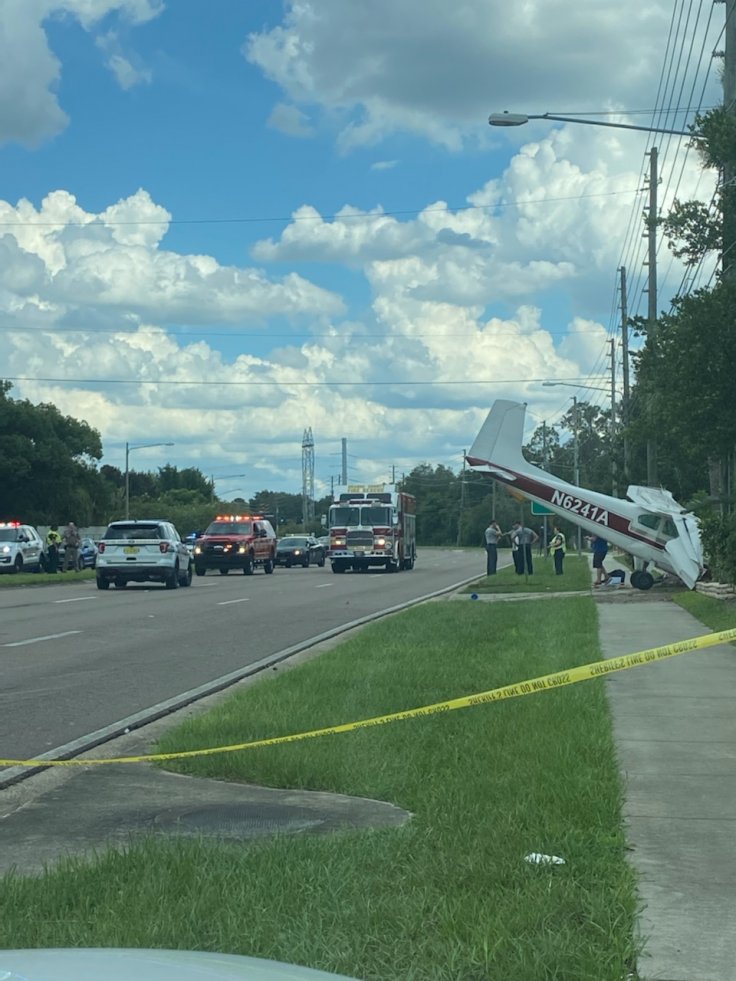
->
xmin=280 ymin=537 xmax=308 ymax=547
xmin=330 ymin=505 xmax=391 ymax=526
xmin=104 ymin=524 xmax=163 ymax=540
xmin=0 ymin=529 xmax=19 ymax=542
xmin=205 ymin=521 xmax=253 ymax=535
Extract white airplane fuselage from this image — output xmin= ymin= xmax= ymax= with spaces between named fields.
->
xmin=466 ymin=401 xmax=704 ymax=589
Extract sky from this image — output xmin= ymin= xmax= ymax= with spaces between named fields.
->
xmin=0 ymin=0 xmax=724 ymax=502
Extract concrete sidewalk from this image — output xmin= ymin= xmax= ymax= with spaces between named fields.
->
xmin=597 ymin=599 xmax=736 ymax=981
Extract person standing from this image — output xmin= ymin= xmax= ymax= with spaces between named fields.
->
xmin=591 ymin=534 xmax=609 ymax=586
xmin=511 ymin=522 xmax=539 ymax=575
xmin=549 ymin=525 xmax=566 ymax=576
xmin=62 ymin=521 xmax=81 ymax=572
xmin=45 ymin=525 xmax=62 ymax=573
xmin=484 ymin=521 xmax=502 ymax=575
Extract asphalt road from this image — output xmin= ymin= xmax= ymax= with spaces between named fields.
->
xmin=0 ymin=548 xmax=484 ymax=769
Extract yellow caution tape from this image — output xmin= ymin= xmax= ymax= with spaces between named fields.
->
xmin=2 ymin=628 xmax=735 ymax=768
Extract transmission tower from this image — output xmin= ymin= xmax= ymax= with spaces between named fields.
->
xmin=301 ymin=427 xmax=315 ymax=526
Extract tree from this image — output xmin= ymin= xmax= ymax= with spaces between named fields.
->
xmin=0 ymin=381 xmax=109 ymax=524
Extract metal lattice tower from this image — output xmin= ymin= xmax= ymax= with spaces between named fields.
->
xmin=301 ymin=427 xmax=315 ymax=526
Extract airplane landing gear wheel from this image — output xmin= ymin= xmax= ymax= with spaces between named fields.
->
xmin=630 ymin=570 xmax=654 ymax=590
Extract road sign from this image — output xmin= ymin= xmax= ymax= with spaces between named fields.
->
xmin=531 ymin=501 xmax=553 ymax=516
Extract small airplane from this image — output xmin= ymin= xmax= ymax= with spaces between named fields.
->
xmin=465 ymin=399 xmax=704 ymax=590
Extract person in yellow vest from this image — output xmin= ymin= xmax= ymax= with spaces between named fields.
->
xmin=46 ymin=526 xmax=62 ymax=574
xmin=549 ymin=525 xmax=566 ymax=575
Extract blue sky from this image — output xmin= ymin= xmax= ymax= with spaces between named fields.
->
xmin=0 ymin=1 xmax=722 ymax=501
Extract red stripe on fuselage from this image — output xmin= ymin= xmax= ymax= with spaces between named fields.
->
xmin=480 ymin=464 xmax=665 ymax=552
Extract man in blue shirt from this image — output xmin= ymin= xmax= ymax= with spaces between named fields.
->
xmin=591 ymin=534 xmax=609 ymax=585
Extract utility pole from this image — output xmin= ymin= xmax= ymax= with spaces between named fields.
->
xmin=645 ymin=146 xmax=659 ymax=486
xmin=456 ymin=451 xmax=466 ymax=546
xmin=571 ymin=396 xmax=581 ymax=553
xmin=341 ymin=438 xmax=348 ymax=486
xmin=542 ymin=421 xmax=548 ymax=470
xmin=620 ymin=265 xmax=630 ymax=481
xmin=723 ymin=0 xmax=736 ymax=279
xmin=301 ymin=428 xmax=315 ymax=527
xmin=610 ymin=338 xmax=618 ymax=496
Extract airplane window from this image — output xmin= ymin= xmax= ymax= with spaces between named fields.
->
xmin=636 ymin=514 xmax=661 ymax=531
xmin=662 ymin=518 xmax=679 ymax=539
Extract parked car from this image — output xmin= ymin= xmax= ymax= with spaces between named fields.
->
xmin=57 ymin=536 xmax=98 ymax=570
xmin=96 ymin=519 xmax=193 ymax=590
xmin=0 ymin=521 xmax=45 ymax=574
xmin=275 ymin=535 xmax=326 ymax=568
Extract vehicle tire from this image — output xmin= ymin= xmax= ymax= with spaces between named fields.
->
xmin=318 ymin=555 xmax=326 ymax=567
xmin=195 ymin=565 xmax=206 ymax=577
xmin=114 ymin=578 xmax=127 ymax=589
xmin=12 ymin=556 xmax=22 ymax=574
xmin=219 ymin=568 xmax=230 ymax=576
xmin=263 ymin=556 xmax=274 ymax=574
xmin=632 ymin=571 xmax=654 ymax=591
xmin=243 ymin=552 xmax=254 ymax=576
xmin=179 ymin=564 xmax=193 ymax=587
xmin=332 ymin=561 xmax=346 ymax=574
xmin=165 ymin=565 xmax=179 ymax=589
xmin=403 ymin=551 xmax=415 ymax=570
xmin=302 ymin=556 xmax=310 ymax=568
xmin=96 ymin=576 xmax=110 ymax=590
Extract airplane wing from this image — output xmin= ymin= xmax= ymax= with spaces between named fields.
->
xmin=627 ymin=485 xmax=689 ymax=514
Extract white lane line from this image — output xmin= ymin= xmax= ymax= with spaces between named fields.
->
xmin=217 ymin=598 xmax=250 ymax=606
xmin=54 ymin=596 xmax=97 ymax=604
xmin=315 ymin=583 xmax=333 ymax=588
xmin=4 ymin=630 xmax=82 ymax=648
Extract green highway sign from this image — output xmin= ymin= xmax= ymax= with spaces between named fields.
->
xmin=530 ymin=501 xmax=553 ymax=516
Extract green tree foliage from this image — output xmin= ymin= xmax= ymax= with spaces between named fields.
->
xmin=632 ymin=105 xmax=736 ymax=580
xmin=0 ymin=381 xmax=111 ymax=524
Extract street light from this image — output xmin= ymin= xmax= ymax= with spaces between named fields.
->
xmin=488 ymin=111 xmax=692 ymax=137
xmin=125 ymin=441 xmax=175 ymax=520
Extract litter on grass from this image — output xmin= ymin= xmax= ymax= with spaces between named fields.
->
xmin=524 ymin=853 xmax=566 ymax=866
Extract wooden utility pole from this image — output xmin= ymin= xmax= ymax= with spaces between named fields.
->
xmin=645 ymin=146 xmax=659 ymax=486
xmin=610 ymin=338 xmax=618 ymax=496
xmin=723 ymin=0 xmax=736 ymax=280
xmin=456 ymin=451 xmax=466 ymax=546
xmin=620 ymin=265 xmax=630 ymax=480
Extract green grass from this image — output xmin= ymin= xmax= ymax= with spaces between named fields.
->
xmin=673 ymin=591 xmax=736 ymax=634
xmin=0 ymin=568 xmax=95 ymax=586
xmin=463 ymin=550 xmax=591 ymax=594
xmin=0 ymin=599 xmax=638 ymax=980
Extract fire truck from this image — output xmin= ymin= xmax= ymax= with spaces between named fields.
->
xmin=327 ymin=485 xmax=416 ymax=574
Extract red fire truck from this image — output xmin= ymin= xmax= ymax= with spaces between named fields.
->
xmin=327 ymin=485 xmax=416 ymax=574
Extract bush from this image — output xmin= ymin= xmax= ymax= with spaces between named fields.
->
xmin=699 ymin=510 xmax=736 ymax=584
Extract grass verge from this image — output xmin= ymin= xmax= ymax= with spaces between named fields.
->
xmin=673 ymin=590 xmax=736 ymax=635
xmin=463 ymin=551 xmax=591 ymax=593
xmin=0 ymin=599 xmax=638 ymax=979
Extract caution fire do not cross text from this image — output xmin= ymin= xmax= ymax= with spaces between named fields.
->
xmin=2 ymin=629 xmax=735 ymax=768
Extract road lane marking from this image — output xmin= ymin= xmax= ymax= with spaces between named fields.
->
xmin=54 ymin=596 xmax=97 ymax=604
xmin=3 ymin=631 xmax=82 ymax=648
xmin=315 ymin=583 xmax=333 ymax=588
xmin=217 ymin=598 xmax=250 ymax=606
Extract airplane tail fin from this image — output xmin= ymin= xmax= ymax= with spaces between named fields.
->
xmin=466 ymin=400 xmax=530 ymax=472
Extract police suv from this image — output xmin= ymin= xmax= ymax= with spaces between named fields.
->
xmin=0 ymin=521 xmax=46 ymax=574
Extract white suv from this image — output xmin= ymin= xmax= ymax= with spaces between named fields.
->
xmin=96 ymin=519 xmax=193 ymax=590
xmin=0 ymin=522 xmax=46 ymax=574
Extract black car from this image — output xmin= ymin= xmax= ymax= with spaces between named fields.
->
xmin=275 ymin=535 xmax=326 ymax=568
